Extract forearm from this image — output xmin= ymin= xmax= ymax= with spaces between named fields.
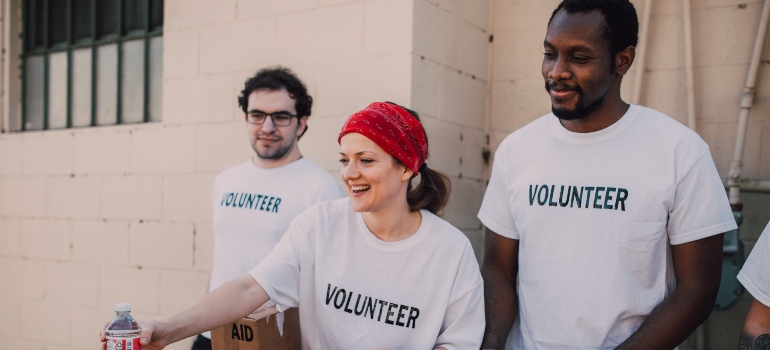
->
xmin=480 ymin=268 xmax=518 ymax=349
xmin=160 ymin=274 xmax=268 ymax=345
xmin=739 ymin=298 xmax=770 ymax=349
xmin=617 ymin=285 xmax=713 ymax=350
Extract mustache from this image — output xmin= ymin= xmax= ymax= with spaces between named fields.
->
xmin=545 ymin=81 xmax=583 ymax=94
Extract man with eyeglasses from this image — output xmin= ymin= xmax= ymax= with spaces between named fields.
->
xmin=192 ymin=67 xmax=344 ymax=350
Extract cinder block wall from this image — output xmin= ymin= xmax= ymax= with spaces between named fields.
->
xmin=489 ymin=0 xmax=770 ymax=348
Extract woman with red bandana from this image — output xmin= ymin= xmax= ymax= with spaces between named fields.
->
xmin=102 ymin=102 xmax=484 ymax=350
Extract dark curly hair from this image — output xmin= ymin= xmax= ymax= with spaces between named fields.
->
xmin=548 ymin=0 xmax=639 ymax=59
xmin=237 ymin=66 xmax=313 ymax=118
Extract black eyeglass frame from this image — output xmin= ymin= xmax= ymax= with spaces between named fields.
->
xmin=245 ymin=111 xmax=298 ymax=126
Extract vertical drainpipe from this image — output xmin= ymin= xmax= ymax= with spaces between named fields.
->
xmin=482 ymin=0 xmax=496 ymax=256
xmin=727 ymin=0 xmax=770 ymax=211
xmin=631 ymin=0 xmax=653 ymax=105
xmin=683 ymin=0 xmax=697 ymax=131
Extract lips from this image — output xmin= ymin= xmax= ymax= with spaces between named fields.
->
xmin=350 ymin=185 xmax=371 ymax=193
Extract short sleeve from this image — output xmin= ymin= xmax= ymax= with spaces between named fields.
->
xmin=738 ymin=222 xmax=770 ymax=307
xmin=434 ymin=243 xmax=485 ymax=350
xmin=667 ymin=150 xmax=737 ymax=245
xmin=248 ymin=214 xmax=310 ymax=308
xmin=312 ymin=178 xmax=345 ymax=203
xmin=478 ymin=148 xmax=518 ymax=239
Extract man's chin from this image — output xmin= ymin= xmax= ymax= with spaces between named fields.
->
xmin=552 ymin=106 xmax=586 ymax=121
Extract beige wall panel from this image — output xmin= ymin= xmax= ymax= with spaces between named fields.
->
xmin=700 ymin=123 xmax=738 ymax=179
xmin=364 ymin=0 xmax=414 ymax=56
xmin=0 ymin=177 xmax=47 ymax=218
xmin=462 ymin=228 xmax=484 ymax=264
xmin=165 ymin=0 xmax=236 ymax=30
xmin=72 ymin=129 xmax=131 ymax=175
xmin=696 ymin=64 xmax=748 ymax=125
xmin=460 ymin=126 xmax=487 ymax=181
xmin=443 ymin=177 xmax=483 ymax=230
xmin=420 ymin=116 xmax=462 ymax=176
xmin=693 ymin=2 xmax=763 ymax=67
xmin=493 ymin=0 xmax=560 ymax=34
xmin=130 ymin=125 xmax=197 ymax=173
xmin=493 ymin=30 xmax=546 ymax=82
xmin=490 ymin=79 xmax=551 ymax=134
xmin=0 ymin=259 xmax=22 ymax=297
xmin=414 ymin=0 xmax=459 ymax=67
xmin=20 ymin=300 xmax=70 ymax=346
xmin=99 ymin=266 xmax=160 ymax=314
xmin=314 ymin=54 xmax=413 ymax=118
xmin=436 ymin=67 xmax=487 ymax=129
xmin=0 ymin=135 xmax=22 ymax=175
xmin=160 ymin=270 xmax=209 ymax=315
xmin=644 ymin=13 xmax=684 ymax=70
xmin=101 ymin=175 xmax=163 ymax=220
xmin=46 ymin=262 xmax=99 ymax=307
xmin=164 ymin=29 xmax=199 ymax=79
xmin=21 ymin=219 xmax=70 ymax=260
xmin=0 ymin=218 xmax=21 ymax=257
xmin=236 ymin=0 xmax=317 ymax=19
xmin=129 ymin=222 xmax=195 ymax=269
xmin=193 ymin=222 xmax=213 ymax=272
xmin=162 ymin=174 xmax=216 ymax=222
xmin=275 ymin=4 xmax=364 ymax=65
xmin=20 ymin=260 xmax=45 ymax=300
xmin=639 ymin=69 xmax=688 ymax=125
xmin=457 ymin=21 xmax=490 ymax=79
xmin=0 ymin=339 xmax=42 ymax=350
xmin=70 ymin=306 xmax=106 ymax=350
xmin=72 ymin=220 xmax=130 ymax=264
xmin=411 ymin=56 xmax=440 ymax=117
xmin=0 ymin=298 xmax=20 ymax=337
xmin=195 ymin=122 xmax=253 ymax=173
xmin=163 ymin=74 xmax=235 ymax=124
xmin=459 ymin=0 xmax=490 ymax=31
xmin=298 ymin=115 xmax=349 ymax=175
xmin=21 ymin=131 xmax=73 ymax=176
xmin=200 ymin=19 xmax=275 ymax=75
xmin=47 ymin=176 xmax=102 ymax=219
xmin=763 ymin=124 xmax=770 ymax=177
xmin=694 ymin=0 xmax=765 ymax=11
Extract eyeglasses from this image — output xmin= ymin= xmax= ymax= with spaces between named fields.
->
xmin=246 ymin=111 xmax=297 ymax=126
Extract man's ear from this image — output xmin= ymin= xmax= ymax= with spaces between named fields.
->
xmin=296 ymin=116 xmax=309 ymax=139
xmin=615 ymin=45 xmax=636 ymax=76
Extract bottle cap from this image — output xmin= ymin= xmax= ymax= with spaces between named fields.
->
xmin=115 ymin=303 xmax=132 ymax=312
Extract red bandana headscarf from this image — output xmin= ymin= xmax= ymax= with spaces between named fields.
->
xmin=338 ymin=102 xmax=428 ymax=175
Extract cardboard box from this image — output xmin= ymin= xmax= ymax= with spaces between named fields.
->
xmin=211 ymin=306 xmax=301 ymax=350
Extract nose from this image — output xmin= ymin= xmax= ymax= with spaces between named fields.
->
xmin=341 ymin=160 xmax=360 ymax=182
xmin=547 ymin=56 xmax=571 ymax=81
xmin=261 ymin=115 xmax=277 ymax=132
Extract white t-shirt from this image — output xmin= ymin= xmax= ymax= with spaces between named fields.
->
xmin=478 ymin=105 xmax=736 ymax=349
xmin=738 ymin=222 xmax=770 ymax=307
xmin=249 ymin=198 xmax=484 ymax=350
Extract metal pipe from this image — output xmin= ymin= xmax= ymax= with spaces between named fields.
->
xmin=727 ymin=0 xmax=770 ymax=208
xmin=724 ymin=178 xmax=770 ymax=193
xmin=683 ymin=0 xmax=697 ymax=131
xmin=632 ymin=0 xmax=653 ymax=105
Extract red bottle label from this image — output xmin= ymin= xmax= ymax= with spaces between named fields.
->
xmin=106 ymin=336 xmax=141 ymax=350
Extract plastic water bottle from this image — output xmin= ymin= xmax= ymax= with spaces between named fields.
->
xmin=105 ymin=303 xmax=141 ymax=350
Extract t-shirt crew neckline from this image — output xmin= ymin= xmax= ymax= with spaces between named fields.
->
xmin=247 ymin=156 xmax=308 ymax=174
xmin=549 ymin=104 xmax=640 ymax=144
xmin=355 ymin=209 xmax=433 ymax=252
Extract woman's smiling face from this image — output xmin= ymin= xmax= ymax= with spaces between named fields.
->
xmin=339 ymin=133 xmax=413 ymax=213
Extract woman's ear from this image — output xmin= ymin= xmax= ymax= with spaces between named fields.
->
xmin=401 ymin=167 xmax=414 ymax=181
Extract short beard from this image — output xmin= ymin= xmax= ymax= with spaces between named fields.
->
xmin=253 ymin=137 xmax=296 ymax=161
xmin=552 ymin=91 xmax=607 ymax=121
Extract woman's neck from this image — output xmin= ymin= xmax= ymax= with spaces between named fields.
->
xmin=362 ymin=203 xmax=423 ymax=242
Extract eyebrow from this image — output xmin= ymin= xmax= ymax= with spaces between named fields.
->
xmin=543 ymin=40 xmax=596 ymax=53
xmin=247 ymin=109 xmax=293 ymax=114
xmin=339 ymin=151 xmax=376 ymax=157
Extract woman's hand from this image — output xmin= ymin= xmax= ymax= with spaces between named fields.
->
xmin=100 ymin=320 xmax=169 ymax=350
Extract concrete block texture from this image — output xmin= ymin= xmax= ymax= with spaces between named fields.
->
xmin=0 ymin=259 xmax=22 ymax=297
xmin=160 ymin=270 xmax=209 ymax=314
xmin=45 ymin=262 xmax=99 ymax=307
xmin=72 ymin=128 xmax=131 ymax=175
xmin=640 ymin=69 xmax=688 ymax=125
xmin=21 ymin=219 xmax=71 ymax=260
xmin=165 ymin=0 xmax=236 ymax=30
xmin=0 ymin=135 xmax=22 ymax=175
xmin=129 ymin=221 xmax=195 ymax=269
xmin=70 ymin=306 xmax=106 ymax=349
xmin=456 ymin=20 xmax=490 ymax=80
xmin=130 ymin=124 xmax=197 ymax=174
xmin=0 ymin=339 xmax=42 ymax=350
xmin=236 ymin=0 xmax=318 ymax=19
xmin=493 ymin=0 xmax=560 ymax=34
xmin=161 ymin=174 xmax=216 ymax=222
xmin=72 ymin=220 xmax=130 ymax=264
xmin=644 ymin=12 xmax=685 ymax=70
xmin=274 ymin=4 xmax=364 ymax=65
xmin=20 ymin=260 xmax=45 ymax=301
xmin=443 ymin=177 xmax=484 ymax=230
xmin=162 ymin=74 xmax=236 ymax=124
xmin=0 ymin=298 xmax=20 ymax=337
xmin=490 ymin=79 xmax=551 ymax=134
xmin=460 ymin=126 xmax=487 ymax=181
xmin=420 ymin=116 xmax=462 ymax=177
xmin=436 ymin=66 xmax=487 ymax=129
xmin=411 ymin=55 xmax=440 ymax=117
xmin=199 ymin=18 xmax=276 ymax=75
xmin=99 ymin=265 xmax=160 ymax=314
xmin=195 ymin=122 xmax=254 ymax=173
xmin=414 ymin=0 xmax=459 ymax=68
xmin=693 ymin=2 xmax=764 ymax=67
xmin=193 ymin=222 xmax=214 ymax=272
xmin=459 ymin=0 xmax=490 ymax=32
xmin=493 ymin=29 xmax=546 ymax=82
xmin=298 ymin=115 xmax=349 ymax=172
xmin=163 ymin=28 xmax=199 ymax=78
xmin=0 ymin=218 xmax=22 ymax=257
xmin=101 ymin=175 xmax=164 ymax=220
xmin=47 ymin=176 xmax=102 ymax=219
xmin=20 ymin=300 xmax=70 ymax=346
xmin=363 ymin=0 xmax=414 ymax=56
xmin=21 ymin=131 xmax=73 ymax=175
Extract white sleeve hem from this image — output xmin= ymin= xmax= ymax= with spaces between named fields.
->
xmin=738 ymin=272 xmax=770 ymax=307
xmin=478 ymin=212 xmax=518 ymax=239
xmin=669 ymin=220 xmax=737 ymax=245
